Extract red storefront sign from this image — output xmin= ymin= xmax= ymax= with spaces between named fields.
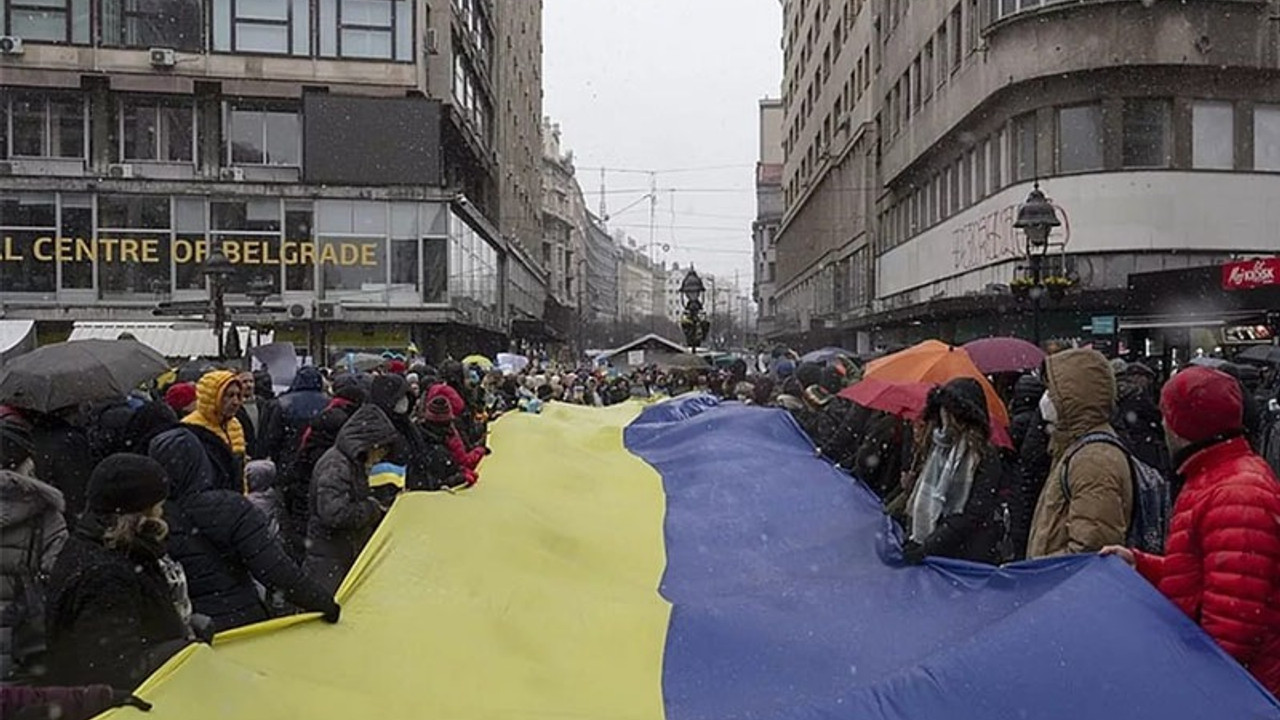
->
xmin=1222 ymin=257 xmax=1280 ymax=291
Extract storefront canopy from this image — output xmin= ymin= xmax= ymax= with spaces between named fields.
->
xmin=67 ymin=322 xmax=269 ymax=360
xmin=0 ymin=320 xmax=36 ymax=367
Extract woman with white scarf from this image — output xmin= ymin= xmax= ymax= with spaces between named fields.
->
xmin=901 ymin=378 xmax=1006 ymax=565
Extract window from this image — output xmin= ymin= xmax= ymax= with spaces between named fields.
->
xmin=991 ymin=128 xmax=1004 ymax=189
xmin=1122 ymin=98 xmax=1171 ymax=168
xmin=226 ymin=102 xmax=300 ymax=166
xmin=119 ymin=97 xmax=195 ymax=163
xmin=3 ymin=91 xmax=85 ymax=159
xmin=922 ymin=41 xmax=934 ymax=99
xmin=212 ymin=0 xmax=310 ymax=55
xmin=1189 ymin=101 xmax=1233 ymax=170
xmin=1013 ymin=112 xmax=1037 ymax=182
xmin=937 ymin=22 xmax=948 ymax=82
xmin=911 ymin=58 xmax=921 ymax=114
xmin=961 ymin=153 xmax=973 ymax=207
xmin=1057 ymin=104 xmax=1103 ymax=173
xmin=97 ymin=194 xmax=172 ymax=298
xmin=3 ymin=0 xmax=90 ymax=43
xmin=0 ymin=193 xmax=56 ymax=293
xmin=99 ymin=0 xmax=202 ymax=51
xmin=967 ymin=0 xmax=979 ymax=52
xmin=949 ymin=6 xmax=962 ymax=73
xmin=975 ymin=141 xmax=988 ymax=198
xmin=1252 ymin=104 xmax=1280 ymax=172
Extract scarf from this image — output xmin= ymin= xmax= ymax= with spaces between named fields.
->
xmin=907 ymin=426 xmax=979 ymax=542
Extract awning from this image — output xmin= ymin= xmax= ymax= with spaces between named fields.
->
xmin=67 ymin=322 xmax=270 ymax=359
xmin=0 ymin=320 xmax=36 ymax=366
xmin=1117 ymin=311 xmax=1269 ymax=332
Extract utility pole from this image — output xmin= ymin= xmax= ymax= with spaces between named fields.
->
xmin=598 ymin=168 xmax=608 ymax=228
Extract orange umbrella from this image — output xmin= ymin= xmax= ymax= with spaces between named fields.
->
xmin=863 ymin=340 xmax=1011 ymax=429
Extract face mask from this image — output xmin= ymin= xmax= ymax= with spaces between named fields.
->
xmin=1039 ymin=391 xmax=1059 ymax=426
xmin=394 ymin=397 xmax=410 ymax=415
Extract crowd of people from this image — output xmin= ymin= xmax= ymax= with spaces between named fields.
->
xmin=1 ymin=342 xmax=1279 ymax=712
xmin=0 ymin=357 xmax=496 ymax=718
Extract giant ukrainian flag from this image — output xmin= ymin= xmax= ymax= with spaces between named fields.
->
xmin=108 ymin=396 xmax=1278 ymax=719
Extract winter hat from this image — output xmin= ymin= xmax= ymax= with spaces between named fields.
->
xmin=332 ymin=373 xmax=368 ymax=404
xmin=0 ymin=413 xmax=35 ymax=469
xmin=796 ymin=362 xmax=825 ymax=389
xmin=406 ymin=373 xmax=420 ymax=386
xmin=386 ymin=359 xmax=407 ymax=375
xmin=1160 ymin=366 xmax=1244 ymax=444
xmin=164 ymin=382 xmax=197 ymax=413
xmin=1109 ymin=358 xmax=1129 ymax=376
xmin=86 ymin=453 xmax=169 ymax=514
xmin=925 ymin=377 xmax=991 ymax=436
xmin=774 ymin=359 xmax=796 ymax=379
xmin=122 ymin=401 xmax=178 ymax=453
xmin=423 ymin=395 xmax=454 ymax=423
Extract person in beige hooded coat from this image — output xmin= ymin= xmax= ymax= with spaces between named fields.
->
xmin=1026 ymin=348 xmax=1133 ymax=557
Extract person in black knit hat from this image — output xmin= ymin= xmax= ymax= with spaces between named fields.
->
xmin=43 ymin=454 xmax=192 ymax=689
xmin=899 ymin=378 xmax=1007 ymax=565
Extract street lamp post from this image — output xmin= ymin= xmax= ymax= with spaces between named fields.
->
xmin=1013 ymin=182 xmax=1061 ymax=347
xmin=679 ymin=268 xmax=709 ymax=354
xmin=245 ymin=276 xmax=274 ymax=348
xmin=203 ymin=245 xmax=234 ymax=360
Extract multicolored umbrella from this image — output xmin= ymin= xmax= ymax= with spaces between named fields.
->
xmin=462 ymin=354 xmax=494 ymax=371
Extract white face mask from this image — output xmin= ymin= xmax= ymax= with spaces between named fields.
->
xmin=394 ymin=396 xmax=410 ymax=414
xmin=1039 ymin=391 xmax=1059 ymax=426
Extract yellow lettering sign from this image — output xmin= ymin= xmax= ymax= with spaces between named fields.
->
xmin=2 ymin=237 xmax=23 ymax=261
xmin=141 ymin=239 xmax=159 ymax=263
xmin=119 ymin=238 xmax=140 ymax=264
xmin=319 ymin=243 xmax=339 ymax=266
xmin=5 ymin=238 xmax=387 ymax=267
xmin=33 ymin=237 xmax=53 ymax=261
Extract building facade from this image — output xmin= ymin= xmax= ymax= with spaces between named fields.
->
xmin=494 ymin=0 xmax=543 ymax=257
xmin=754 ymin=98 xmax=784 ymax=339
xmin=540 ymin=117 xmax=586 ymax=309
xmin=773 ymin=0 xmax=1280 ymax=352
xmin=0 ymin=0 xmax=548 ymax=361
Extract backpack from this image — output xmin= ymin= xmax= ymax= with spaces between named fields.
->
xmin=1059 ymin=432 xmax=1172 ymax=554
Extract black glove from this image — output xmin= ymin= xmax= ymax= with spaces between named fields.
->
xmin=323 ymin=602 xmax=341 ymax=624
xmin=190 ymin=613 xmax=216 ymax=644
xmin=901 ymin=540 xmax=927 ymax=565
xmin=110 ymin=690 xmax=153 ymax=712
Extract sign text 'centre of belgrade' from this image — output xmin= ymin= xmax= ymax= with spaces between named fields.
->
xmin=0 ymin=236 xmax=383 ymax=267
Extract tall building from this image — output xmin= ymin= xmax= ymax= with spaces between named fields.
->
xmin=754 ymin=97 xmax=784 ymax=339
xmin=0 ymin=0 xmax=549 ymax=361
xmin=540 ymin=117 xmax=586 ymax=308
xmin=494 ymin=0 xmax=544 ymax=257
xmin=774 ymin=0 xmax=1280 ymax=351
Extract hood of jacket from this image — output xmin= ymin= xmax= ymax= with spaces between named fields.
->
xmin=1012 ymin=374 xmax=1046 ymax=414
xmin=427 ymin=383 xmax=466 ymax=417
xmin=334 ymin=404 xmax=400 ymax=462
xmin=0 ymin=468 xmax=65 ymax=527
xmin=370 ymin=374 xmax=410 ymax=417
xmin=289 ymin=366 xmax=324 ymax=393
xmin=1045 ymin=349 xmax=1116 ymax=448
xmin=183 ymin=371 xmax=246 ymax=455
xmin=149 ymin=427 xmax=217 ymax=499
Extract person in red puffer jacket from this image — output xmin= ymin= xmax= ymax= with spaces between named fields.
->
xmin=1102 ymin=366 xmax=1280 ymax=698
xmin=423 ymin=384 xmax=485 ymax=483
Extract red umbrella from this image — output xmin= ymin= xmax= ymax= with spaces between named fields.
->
xmin=962 ymin=337 xmax=1046 ymax=375
xmin=838 ymin=376 xmax=1014 ymax=449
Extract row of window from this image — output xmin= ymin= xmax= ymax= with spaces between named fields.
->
xmin=773 ymin=244 xmax=873 ymax=323
xmin=883 ymin=0 xmax=982 ymax=143
xmin=0 ymin=0 xmax=414 ymax=61
xmin=0 ymin=89 xmax=301 ymax=167
xmin=878 ymin=99 xmax=1280 ymax=250
xmin=452 ymin=41 xmax=492 ymax=144
xmin=0 ymin=192 xmax=507 ymax=309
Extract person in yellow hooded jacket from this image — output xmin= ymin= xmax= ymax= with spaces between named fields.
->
xmin=181 ymin=370 xmax=247 ymax=493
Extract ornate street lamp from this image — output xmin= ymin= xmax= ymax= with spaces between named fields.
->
xmin=1013 ymin=182 xmax=1061 ymax=347
xmin=203 ymin=245 xmax=234 ymax=359
xmin=680 ymin=268 xmax=710 ymax=353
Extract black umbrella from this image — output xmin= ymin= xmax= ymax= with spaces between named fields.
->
xmin=0 ymin=339 xmax=170 ymax=412
xmin=1235 ymin=345 xmax=1280 ymax=365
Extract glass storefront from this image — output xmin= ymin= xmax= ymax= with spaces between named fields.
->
xmin=0 ymin=192 xmax=502 ymax=316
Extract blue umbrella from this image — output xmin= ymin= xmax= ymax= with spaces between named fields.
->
xmin=799 ymin=347 xmax=857 ymax=364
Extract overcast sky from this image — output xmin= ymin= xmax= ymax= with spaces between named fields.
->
xmin=542 ymin=0 xmax=783 ymax=288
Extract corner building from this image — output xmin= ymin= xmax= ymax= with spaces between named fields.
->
xmin=774 ymin=0 xmax=1280 ymax=351
xmin=0 ymin=0 xmax=549 ymax=361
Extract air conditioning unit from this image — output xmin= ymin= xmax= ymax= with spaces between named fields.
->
xmin=316 ymin=303 xmax=340 ymax=320
xmin=219 ymin=167 xmax=245 ymax=182
xmin=287 ymin=303 xmax=311 ymax=320
xmin=424 ymin=28 xmax=439 ymax=54
xmin=0 ymin=36 xmax=23 ymax=55
xmin=149 ymin=47 xmax=177 ymax=67
xmin=107 ymin=163 xmax=134 ymax=179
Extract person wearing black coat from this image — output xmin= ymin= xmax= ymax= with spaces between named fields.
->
xmin=148 ymin=426 xmax=339 ymax=632
xmin=1006 ymin=374 xmax=1048 ymax=559
xmin=369 ymin=375 xmax=465 ymax=492
xmin=43 ymin=455 xmax=190 ymax=689
xmin=822 ymin=398 xmax=874 ymax=472
xmin=305 ymin=404 xmax=401 ymax=594
xmin=259 ymin=366 xmax=329 ymax=469
xmin=900 ymin=378 xmax=1005 ymax=565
